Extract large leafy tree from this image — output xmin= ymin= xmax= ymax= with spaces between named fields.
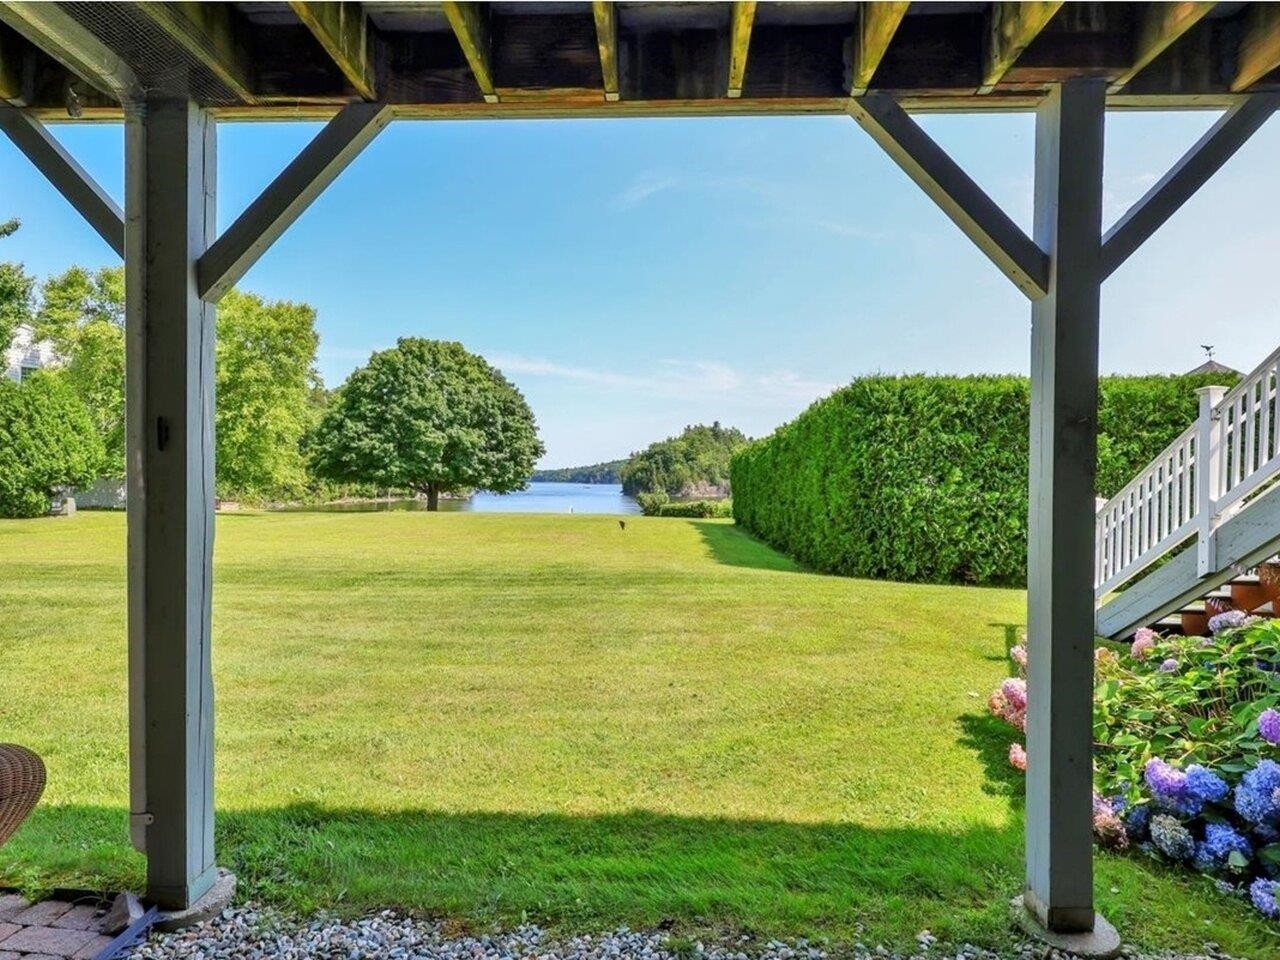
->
xmin=36 ymin=266 xmax=126 ymax=474
xmin=215 ymin=290 xmax=321 ymax=497
xmin=307 ymin=338 xmax=544 ymax=510
xmin=0 ymin=218 xmax=34 ymax=352
xmin=0 ymin=371 xmax=104 ymax=518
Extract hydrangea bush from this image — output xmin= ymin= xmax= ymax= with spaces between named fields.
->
xmin=989 ymin=617 xmax=1280 ymax=919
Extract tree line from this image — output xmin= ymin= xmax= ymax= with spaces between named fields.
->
xmin=1 ymin=226 xmax=543 ymax=517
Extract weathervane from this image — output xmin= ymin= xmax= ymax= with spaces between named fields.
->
xmin=1201 ymin=344 xmax=1216 ymax=363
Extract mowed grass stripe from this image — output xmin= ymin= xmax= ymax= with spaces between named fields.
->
xmin=0 ymin=512 xmax=1272 ymax=954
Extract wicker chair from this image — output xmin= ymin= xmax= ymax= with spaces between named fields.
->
xmin=0 ymin=745 xmax=45 ymax=847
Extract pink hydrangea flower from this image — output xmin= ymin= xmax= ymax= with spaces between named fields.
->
xmin=1001 ymin=677 xmax=1027 ymax=711
xmin=1009 ymin=742 xmax=1027 ymax=771
xmin=1130 ymin=627 xmax=1158 ymax=660
xmin=1010 ymin=644 xmax=1028 ymax=674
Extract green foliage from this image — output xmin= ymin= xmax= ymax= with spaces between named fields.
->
xmin=0 ymin=262 xmax=35 ymax=354
xmin=1095 ymin=624 xmax=1280 ymax=803
xmin=0 ymin=372 xmax=103 ymax=517
xmin=732 ymin=373 xmax=1235 ymax=586
xmin=634 ymin=491 xmax=668 ymax=516
xmin=656 ymin=499 xmax=733 ymax=518
xmin=306 ymin=338 xmax=544 ymax=509
xmin=532 ymin=459 xmax=626 ymax=484
xmin=215 ymin=290 xmax=321 ymax=499
xmin=35 ymin=266 xmax=128 ymax=474
xmin=620 ymin=422 xmax=749 ymax=496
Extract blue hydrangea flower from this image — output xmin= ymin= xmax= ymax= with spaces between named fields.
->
xmin=1159 ymin=657 xmax=1179 ymax=673
xmin=1145 ymin=758 xmax=1223 ymax=817
xmin=1259 ymin=707 xmax=1280 ymax=746
xmin=1123 ymin=803 xmax=1151 ymax=841
xmin=1150 ymin=814 xmax=1195 ymax=861
xmin=1209 ymin=610 xmax=1249 ymax=634
xmin=1186 ymin=765 xmax=1229 ymax=805
xmin=1249 ymin=878 xmax=1280 ymax=919
xmin=1194 ymin=822 xmax=1252 ymax=873
xmin=1235 ymin=759 xmax=1280 ymax=827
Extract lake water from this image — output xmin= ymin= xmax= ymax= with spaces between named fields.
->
xmin=290 ymin=482 xmax=642 ymax=515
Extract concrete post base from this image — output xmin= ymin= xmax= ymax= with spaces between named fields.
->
xmin=1011 ymin=897 xmax=1121 ymax=959
xmin=154 ymin=869 xmax=236 ymax=932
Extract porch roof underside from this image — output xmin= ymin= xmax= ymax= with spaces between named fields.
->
xmin=1 ymin=2 xmax=1279 ymax=122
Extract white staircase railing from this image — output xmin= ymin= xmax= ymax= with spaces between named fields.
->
xmin=1095 ymin=345 xmax=1280 ymax=598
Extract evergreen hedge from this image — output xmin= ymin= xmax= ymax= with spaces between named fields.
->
xmin=730 ymin=372 xmax=1238 ymax=586
xmin=0 ymin=372 xmax=104 ymax=518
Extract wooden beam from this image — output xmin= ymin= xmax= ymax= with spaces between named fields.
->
xmin=1233 ymin=1 xmax=1280 ymax=92
xmin=847 ymin=93 xmax=1049 ymax=299
xmin=442 ymin=1 xmax=498 ymax=104
xmin=198 ymin=102 xmax=393 ymax=302
xmin=981 ymin=2 xmax=1064 ymax=94
xmin=288 ymin=1 xmax=376 ymax=100
xmin=0 ymin=1 xmax=140 ymax=101
xmin=727 ymin=1 xmax=756 ymax=99
xmin=0 ymin=105 xmax=123 ymax=256
xmin=133 ymin=2 xmax=255 ymax=104
xmin=849 ymin=1 xmax=909 ymax=96
xmin=591 ymin=1 xmax=618 ymax=102
xmin=1108 ymin=2 xmax=1217 ymax=93
xmin=1101 ymin=93 xmax=1279 ymax=279
xmin=0 ymin=24 xmax=22 ymax=100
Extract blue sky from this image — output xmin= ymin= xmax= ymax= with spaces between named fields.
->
xmin=2 ymin=111 xmax=1277 ymax=467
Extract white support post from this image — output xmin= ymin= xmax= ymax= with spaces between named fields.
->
xmin=1195 ymin=385 xmax=1227 ymax=576
xmin=125 ymin=98 xmax=219 ymax=911
xmin=1024 ymin=79 xmax=1108 ymax=938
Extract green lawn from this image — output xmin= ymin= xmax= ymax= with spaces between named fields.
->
xmin=0 ymin=511 xmax=1274 ymax=955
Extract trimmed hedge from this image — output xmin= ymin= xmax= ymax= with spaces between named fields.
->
xmin=731 ymin=372 xmax=1237 ymax=586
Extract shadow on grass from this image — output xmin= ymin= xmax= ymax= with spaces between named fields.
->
xmin=956 ymin=713 xmax=1026 ymax=804
xmin=5 ymin=803 xmax=1021 ymax=944
xmin=689 ymin=521 xmax=802 ymax=574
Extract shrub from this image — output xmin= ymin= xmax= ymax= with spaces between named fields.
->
xmin=656 ymin=499 xmax=732 ymax=518
xmin=990 ymin=618 xmax=1280 ymax=921
xmin=635 ymin=491 xmax=669 ymax=516
xmin=0 ymin=372 xmax=103 ymax=518
xmin=731 ymin=372 xmax=1237 ymax=586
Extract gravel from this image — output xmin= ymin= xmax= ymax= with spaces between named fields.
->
xmin=126 ymin=905 xmax=1247 ymax=960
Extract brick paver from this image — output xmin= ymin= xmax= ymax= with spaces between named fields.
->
xmin=0 ymin=924 xmax=97 ymax=957
xmin=48 ymin=906 xmax=102 ymax=932
xmin=0 ymin=898 xmax=28 ymax=922
xmin=7 ymin=901 xmax=71 ymax=928
xmin=70 ymin=934 xmax=114 ymax=959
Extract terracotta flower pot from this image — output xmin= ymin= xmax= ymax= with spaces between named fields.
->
xmin=1232 ymin=581 xmax=1271 ymax=613
xmin=1260 ymin=562 xmax=1280 ymax=605
xmin=1181 ymin=610 xmax=1209 ymax=637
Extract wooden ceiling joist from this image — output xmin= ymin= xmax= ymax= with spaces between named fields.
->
xmin=0 ymin=25 xmax=22 ymax=100
xmin=288 ymin=1 xmax=376 ymax=101
xmin=1109 ymin=2 xmax=1217 ymax=93
xmin=849 ymin=2 xmax=909 ymax=97
xmin=727 ymin=1 xmax=756 ymax=99
xmin=591 ymin=1 xmax=618 ymax=102
xmin=134 ymin=2 xmax=255 ymax=103
xmin=442 ymin=1 xmax=498 ymax=104
xmin=1233 ymin=2 xmax=1280 ymax=91
xmin=0 ymin=1 xmax=140 ymax=101
xmin=981 ymin=2 xmax=1064 ymax=94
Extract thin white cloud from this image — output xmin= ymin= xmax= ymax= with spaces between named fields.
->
xmin=490 ymin=352 xmax=835 ymax=405
xmin=611 ymin=173 xmax=682 ymax=210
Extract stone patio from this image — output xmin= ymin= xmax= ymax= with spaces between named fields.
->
xmin=0 ymin=894 xmax=117 ymax=960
